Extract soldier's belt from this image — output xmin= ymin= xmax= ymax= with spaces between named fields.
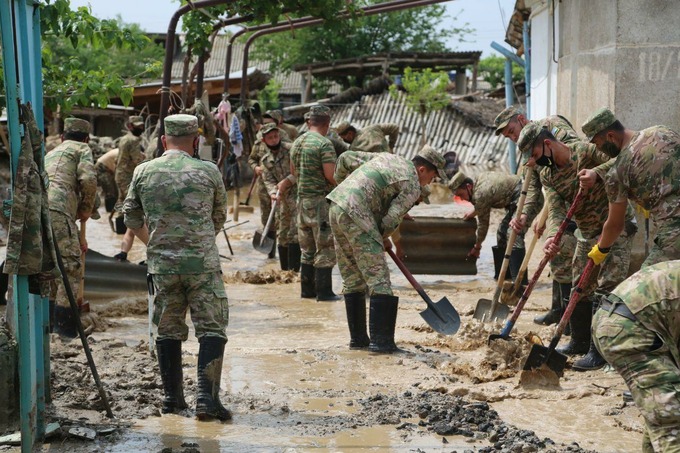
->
xmin=600 ymin=297 xmax=637 ymax=322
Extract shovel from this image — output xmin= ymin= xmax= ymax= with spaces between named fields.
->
xmin=241 ymin=174 xmax=259 ymax=206
xmin=474 ymin=169 xmax=534 ymax=322
xmin=252 ymin=190 xmax=278 ymax=254
xmin=490 ymin=189 xmax=586 ymax=342
xmin=387 ymin=248 xmax=460 ymax=335
xmin=522 ymin=258 xmax=597 ymax=377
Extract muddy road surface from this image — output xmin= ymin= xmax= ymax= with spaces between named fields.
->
xmin=2 ymin=193 xmax=643 ymax=452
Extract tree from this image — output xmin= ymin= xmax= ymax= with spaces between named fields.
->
xmin=389 ymin=67 xmax=450 ymax=146
xmin=257 ymin=79 xmax=281 ymax=111
xmin=478 ymin=55 xmax=525 ymax=90
xmin=253 ymin=2 xmax=473 ymax=90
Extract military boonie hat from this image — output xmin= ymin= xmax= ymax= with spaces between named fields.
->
xmin=447 ymin=170 xmax=468 ymax=191
xmin=516 ymin=121 xmax=545 ymax=154
xmin=129 ymin=115 xmax=144 ymax=127
xmin=304 ymin=104 xmax=331 ymax=120
xmin=334 ymin=121 xmax=353 ymax=135
xmin=582 ymin=107 xmax=617 ymax=142
xmin=494 ymin=106 xmax=524 ymax=135
xmin=263 ymin=110 xmax=283 ymax=123
xmin=420 ymin=184 xmax=431 ymax=204
xmin=260 ymin=122 xmax=279 ymax=136
xmin=64 ymin=117 xmax=91 ymax=134
xmin=164 ymin=114 xmax=199 ymax=136
xmin=416 ymin=145 xmax=448 ymax=183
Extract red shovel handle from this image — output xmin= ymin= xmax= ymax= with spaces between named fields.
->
xmin=386 ymin=247 xmax=431 ymax=304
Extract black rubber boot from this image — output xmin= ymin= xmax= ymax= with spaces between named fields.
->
xmin=368 ymin=294 xmax=399 ymax=353
xmin=560 ymin=282 xmax=572 ymax=336
xmin=156 ymin=339 xmax=188 ymax=414
xmin=300 ymin=263 xmax=316 ymax=298
xmin=53 ymin=305 xmax=78 ymax=338
xmin=196 ymin=336 xmax=232 ymax=422
xmin=572 ymin=298 xmax=607 ymax=371
xmin=278 ymin=245 xmax=289 ymax=271
xmin=288 ymin=243 xmax=301 ymax=272
xmin=509 ymin=248 xmax=528 ymax=286
xmin=533 ymin=280 xmax=563 ymax=326
xmin=344 ymin=292 xmax=370 ymax=349
xmin=492 ymin=245 xmax=512 ymax=280
xmin=556 ymin=296 xmax=592 ymax=356
xmin=267 ymin=232 xmax=277 ymax=259
xmin=315 ymin=267 xmax=340 ymax=301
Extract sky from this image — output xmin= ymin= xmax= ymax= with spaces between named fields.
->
xmin=69 ymin=0 xmax=516 ymax=57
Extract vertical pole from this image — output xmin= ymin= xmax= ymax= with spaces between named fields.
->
xmin=523 ymin=21 xmax=531 ymax=120
xmin=504 ymin=59 xmax=517 ymax=173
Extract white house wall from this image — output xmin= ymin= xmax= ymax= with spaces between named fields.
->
xmin=527 ymin=0 xmax=559 ymax=120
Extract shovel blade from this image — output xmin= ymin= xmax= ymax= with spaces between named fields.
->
xmin=473 ymin=298 xmax=511 ymax=322
xmin=252 ymin=231 xmax=274 ymax=254
xmin=500 ymin=281 xmax=520 ymax=306
xmin=522 ymin=344 xmax=568 ymax=377
xmin=419 ymin=297 xmax=461 ymax=335
xmin=487 ymin=333 xmax=510 ymax=344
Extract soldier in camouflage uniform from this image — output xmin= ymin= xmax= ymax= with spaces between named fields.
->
xmin=447 ymin=170 xmax=542 ymax=284
xmin=260 ymin=123 xmax=301 ymax=272
xmin=290 ymin=105 xmax=340 ymax=301
xmin=593 ymin=261 xmax=680 ymax=453
xmin=248 ymin=128 xmax=278 ymax=258
xmin=517 ymin=121 xmax=637 ymax=371
xmin=123 ymin=114 xmax=231 ymax=421
xmin=496 ymin=105 xmax=580 ymax=329
xmin=335 ymin=121 xmax=400 ymax=154
xmin=580 ymin=107 xmax=680 ymax=267
xmin=327 ymin=146 xmax=447 ymax=353
xmin=45 ymin=118 xmax=97 ymax=337
xmin=95 ymin=148 xmax=118 ymax=212
xmin=263 ymin=109 xmax=298 ymax=142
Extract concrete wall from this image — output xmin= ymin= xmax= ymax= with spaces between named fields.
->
xmin=527 ymin=2 xmax=560 ymax=120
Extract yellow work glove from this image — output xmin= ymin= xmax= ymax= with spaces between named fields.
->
xmin=588 ymin=244 xmax=610 ymax=265
xmin=635 ymin=204 xmax=650 ymax=219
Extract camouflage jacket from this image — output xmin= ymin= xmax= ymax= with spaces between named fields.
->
xmin=248 ymin=139 xmax=268 ymax=170
xmin=525 ymin=141 xmax=630 ymax=239
xmin=334 ymin=150 xmax=381 ymax=185
xmin=262 ymin=141 xmax=296 ymax=194
xmin=290 ymin=131 xmax=337 ymax=198
xmin=350 ymin=123 xmax=400 ymax=154
xmin=45 ymin=139 xmax=97 ymax=219
xmin=605 ymin=126 xmax=680 ymax=224
xmin=327 ymin=154 xmax=421 ymax=244
xmin=122 ymin=150 xmax=227 ymax=274
xmin=116 ymin=133 xmax=145 ymax=177
xmin=471 ymin=172 xmax=523 ymax=245
xmin=542 ymin=115 xmax=580 ymax=144
xmin=279 ymin=123 xmax=299 ymax=142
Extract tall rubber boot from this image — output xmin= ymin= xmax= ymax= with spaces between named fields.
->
xmin=556 ymin=296 xmax=592 ymax=356
xmin=572 ymin=297 xmax=607 ymax=371
xmin=278 ymin=245 xmax=290 ymax=271
xmin=53 ymin=305 xmax=78 ymax=338
xmin=300 ymin=263 xmax=316 ymax=298
xmin=288 ymin=243 xmax=301 ymax=272
xmin=533 ymin=280 xmax=563 ymax=325
xmin=492 ymin=245 xmax=512 ymax=280
xmin=560 ymin=282 xmax=572 ymax=336
xmin=156 ymin=339 xmax=188 ymax=414
xmin=368 ymin=294 xmax=399 ymax=353
xmin=196 ymin=336 xmax=232 ymax=421
xmin=315 ymin=267 xmax=340 ymax=301
xmin=509 ymin=248 xmax=528 ymax=286
xmin=344 ymin=292 xmax=370 ymax=349
xmin=267 ymin=231 xmax=277 ymax=259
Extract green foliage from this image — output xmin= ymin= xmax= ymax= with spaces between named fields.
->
xmin=257 ymin=78 xmax=281 ymax=111
xmin=478 ymin=55 xmax=525 ymax=89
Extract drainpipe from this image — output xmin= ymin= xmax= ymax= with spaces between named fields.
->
xmin=523 ymin=21 xmax=531 ymax=120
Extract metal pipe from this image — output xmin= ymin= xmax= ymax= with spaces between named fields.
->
xmin=523 ymin=21 xmax=531 ymax=119
xmin=504 ymin=59 xmax=517 ymax=173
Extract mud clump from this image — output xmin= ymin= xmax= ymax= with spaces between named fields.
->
xmin=447 ymin=320 xmax=500 ymax=351
xmin=519 ymin=364 xmax=561 ymax=389
xmin=223 ymin=270 xmax=299 ymax=285
xmin=98 ymin=295 xmax=149 ymax=318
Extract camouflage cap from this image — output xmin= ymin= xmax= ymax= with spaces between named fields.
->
xmin=494 ymin=105 xmax=524 ymax=135
xmin=260 ymin=122 xmax=280 ymax=136
xmin=63 ymin=117 xmax=91 ymax=134
xmin=416 ymin=145 xmax=448 ymax=183
xmin=303 ymin=104 xmax=331 ymax=120
xmin=581 ymin=107 xmax=617 ymax=142
xmin=263 ymin=110 xmax=283 ymax=123
xmin=420 ymin=184 xmax=431 ymax=204
xmin=334 ymin=121 xmax=353 ymax=135
xmin=129 ymin=115 xmax=144 ymax=127
xmin=164 ymin=114 xmax=199 ymax=136
xmin=516 ymin=121 xmax=545 ymax=154
xmin=447 ymin=170 xmax=468 ymax=191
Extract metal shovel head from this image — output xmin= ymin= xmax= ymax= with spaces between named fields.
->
xmin=419 ymin=297 xmax=461 ymax=335
xmin=522 ymin=344 xmax=568 ymax=377
xmin=252 ymin=230 xmax=274 ymax=254
xmin=473 ymin=298 xmax=511 ymax=322
xmin=487 ymin=333 xmax=510 ymax=344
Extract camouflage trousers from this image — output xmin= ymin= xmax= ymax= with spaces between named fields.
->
xmin=550 ymin=228 xmax=577 ymax=284
xmin=572 ymin=231 xmax=633 ymax=296
xmin=644 ymin=220 xmax=680 ymax=267
xmin=49 ymin=211 xmax=82 ymax=308
xmin=152 ymin=272 xmax=229 ymax=341
xmin=276 ymin=190 xmax=298 ymax=246
xmin=115 ymin=168 xmax=133 ymax=207
xmin=329 ymin=203 xmax=391 ymax=296
xmin=496 ymin=204 xmax=527 ymax=250
xmin=95 ymin=163 xmax=117 ymax=202
xmin=297 ymin=196 xmax=336 ymax=268
xmin=257 ymin=177 xmax=273 ymax=228
xmin=593 ymin=296 xmax=680 ymax=453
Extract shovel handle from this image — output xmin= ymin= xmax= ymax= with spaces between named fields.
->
xmin=259 ymin=190 xmax=279 ymax=246
xmin=243 ymin=173 xmax=259 ymax=205
xmin=510 ymin=205 xmax=548 ymax=296
xmin=387 ymin=248 xmax=434 ymax=306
